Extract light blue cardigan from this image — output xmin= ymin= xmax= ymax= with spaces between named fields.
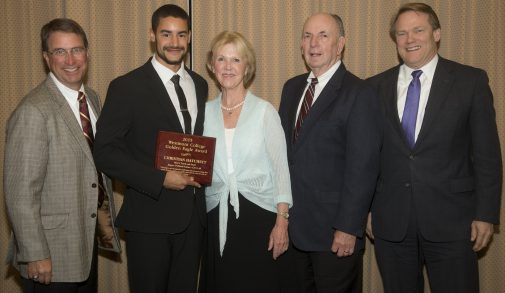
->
xmin=204 ymin=91 xmax=292 ymax=254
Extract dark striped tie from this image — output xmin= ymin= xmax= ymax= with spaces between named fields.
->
xmin=78 ymin=91 xmax=105 ymax=208
xmin=293 ymin=77 xmax=318 ymax=142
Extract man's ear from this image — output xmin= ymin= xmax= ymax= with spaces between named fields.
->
xmin=149 ymin=29 xmax=156 ymax=43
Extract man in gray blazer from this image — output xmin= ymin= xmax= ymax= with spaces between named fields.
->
xmin=4 ymin=18 xmax=120 ymax=293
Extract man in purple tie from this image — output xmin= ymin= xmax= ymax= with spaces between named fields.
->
xmin=367 ymin=3 xmax=502 ymax=293
xmin=278 ymin=12 xmax=382 ymax=293
xmin=4 ymin=18 xmax=120 ymax=293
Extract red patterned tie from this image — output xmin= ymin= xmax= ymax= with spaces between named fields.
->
xmin=78 ymin=91 xmax=105 ymax=207
xmin=293 ymin=77 xmax=318 ymax=142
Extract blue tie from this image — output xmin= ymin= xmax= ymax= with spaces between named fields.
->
xmin=401 ymin=70 xmax=422 ymax=149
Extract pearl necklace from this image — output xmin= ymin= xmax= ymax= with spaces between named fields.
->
xmin=220 ymin=99 xmax=245 ymax=115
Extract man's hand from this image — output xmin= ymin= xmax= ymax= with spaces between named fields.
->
xmin=331 ymin=230 xmax=356 ymax=257
xmin=97 ymin=209 xmax=114 ymax=248
xmin=268 ymin=217 xmax=289 ymax=260
xmin=471 ymin=220 xmax=494 ymax=251
xmin=163 ymin=170 xmax=201 ymax=190
xmin=366 ymin=212 xmax=374 ymax=240
xmin=27 ymin=258 xmax=52 ymax=284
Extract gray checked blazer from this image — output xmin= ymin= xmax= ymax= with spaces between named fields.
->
xmin=4 ymin=76 xmax=120 ymax=282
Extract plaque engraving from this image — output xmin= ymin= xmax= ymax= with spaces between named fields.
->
xmin=155 ymin=131 xmax=216 ymax=185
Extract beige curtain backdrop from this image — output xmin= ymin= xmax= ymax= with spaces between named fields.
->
xmin=0 ymin=1 xmax=503 ymax=292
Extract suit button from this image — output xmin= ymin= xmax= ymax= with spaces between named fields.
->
xmin=91 ymin=213 xmax=97 ymax=218
xmin=405 ymin=183 xmax=411 ymax=187
xmin=91 ymin=183 xmax=97 ymax=188
xmin=409 ymin=155 xmax=415 ymax=160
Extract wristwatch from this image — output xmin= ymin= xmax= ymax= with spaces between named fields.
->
xmin=278 ymin=211 xmax=289 ymax=219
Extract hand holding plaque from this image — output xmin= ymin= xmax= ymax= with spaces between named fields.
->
xmin=155 ymin=131 xmax=216 ymax=185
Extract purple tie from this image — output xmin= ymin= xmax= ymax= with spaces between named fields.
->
xmin=401 ymin=70 xmax=422 ymax=149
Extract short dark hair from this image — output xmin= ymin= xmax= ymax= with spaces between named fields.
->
xmin=390 ymin=2 xmax=441 ymax=40
xmin=151 ymin=4 xmax=190 ymax=32
xmin=41 ymin=18 xmax=88 ymax=52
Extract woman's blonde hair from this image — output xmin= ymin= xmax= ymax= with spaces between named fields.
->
xmin=207 ymin=31 xmax=256 ymax=87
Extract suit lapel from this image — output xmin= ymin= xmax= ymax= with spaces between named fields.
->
xmin=415 ymin=58 xmax=454 ymax=148
xmin=141 ymin=60 xmax=185 ymax=133
xmin=85 ymin=86 xmax=101 ymax=118
xmin=187 ymin=68 xmax=206 ymax=135
xmin=293 ymin=64 xmax=346 ymax=150
xmin=382 ymin=66 xmax=407 ymax=146
xmin=44 ymin=77 xmax=95 ymax=164
xmin=285 ymin=74 xmax=309 ymax=146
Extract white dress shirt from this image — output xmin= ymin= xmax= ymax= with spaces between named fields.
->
xmin=151 ymin=56 xmax=198 ymax=133
xmin=397 ymin=55 xmax=439 ymax=142
xmin=295 ymin=60 xmax=342 ymax=118
xmin=49 ymin=72 xmax=97 ymax=134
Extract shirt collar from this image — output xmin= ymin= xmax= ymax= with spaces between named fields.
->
xmin=49 ymin=72 xmax=84 ymax=98
xmin=151 ymin=54 xmax=188 ymax=85
xmin=307 ymin=60 xmax=341 ymax=83
xmin=399 ymin=54 xmax=438 ymax=83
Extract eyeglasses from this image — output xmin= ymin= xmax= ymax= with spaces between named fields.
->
xmin=47 ymin=47 xmax=87 ymax=58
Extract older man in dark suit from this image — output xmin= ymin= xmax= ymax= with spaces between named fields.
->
xmin=367 ymin=3 xmax=502 ymax=293
xmin=93 ymin=4 xmax=208 ymax=293
xmin=278 ymin=13 xmax=381 ymax=293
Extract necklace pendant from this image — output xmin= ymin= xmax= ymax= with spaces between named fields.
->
xmin=220 ymin=99 xmax=245 ymax=114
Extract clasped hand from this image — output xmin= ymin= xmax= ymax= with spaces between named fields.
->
xmin=163 ymin=170 xmax=201 ymax=190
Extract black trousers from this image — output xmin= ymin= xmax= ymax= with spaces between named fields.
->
xmin=291 ymin=245 xmax=363 ymax=293
xmin=374 ymin=210 xmax=479 ymax=293
xmin=21 ymin=242 xmax=98 ymax=293
xmin=125 ymin=207 xmax=204 ymax=293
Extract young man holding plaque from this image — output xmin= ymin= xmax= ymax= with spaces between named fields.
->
xmin=93 ymin=4 xmax=208 ymax=293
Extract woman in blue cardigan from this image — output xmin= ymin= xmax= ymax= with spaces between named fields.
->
xmin=200 ymin=31 xmax=297 ymax=293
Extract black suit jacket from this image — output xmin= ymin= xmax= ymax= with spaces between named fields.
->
xmin=94 ymin=59 xmax=208 ymax=233
xmin=368 ymin=57 xmax=502 ymax=242
xmin=279 ymin=64 xmax=382 ymax=252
